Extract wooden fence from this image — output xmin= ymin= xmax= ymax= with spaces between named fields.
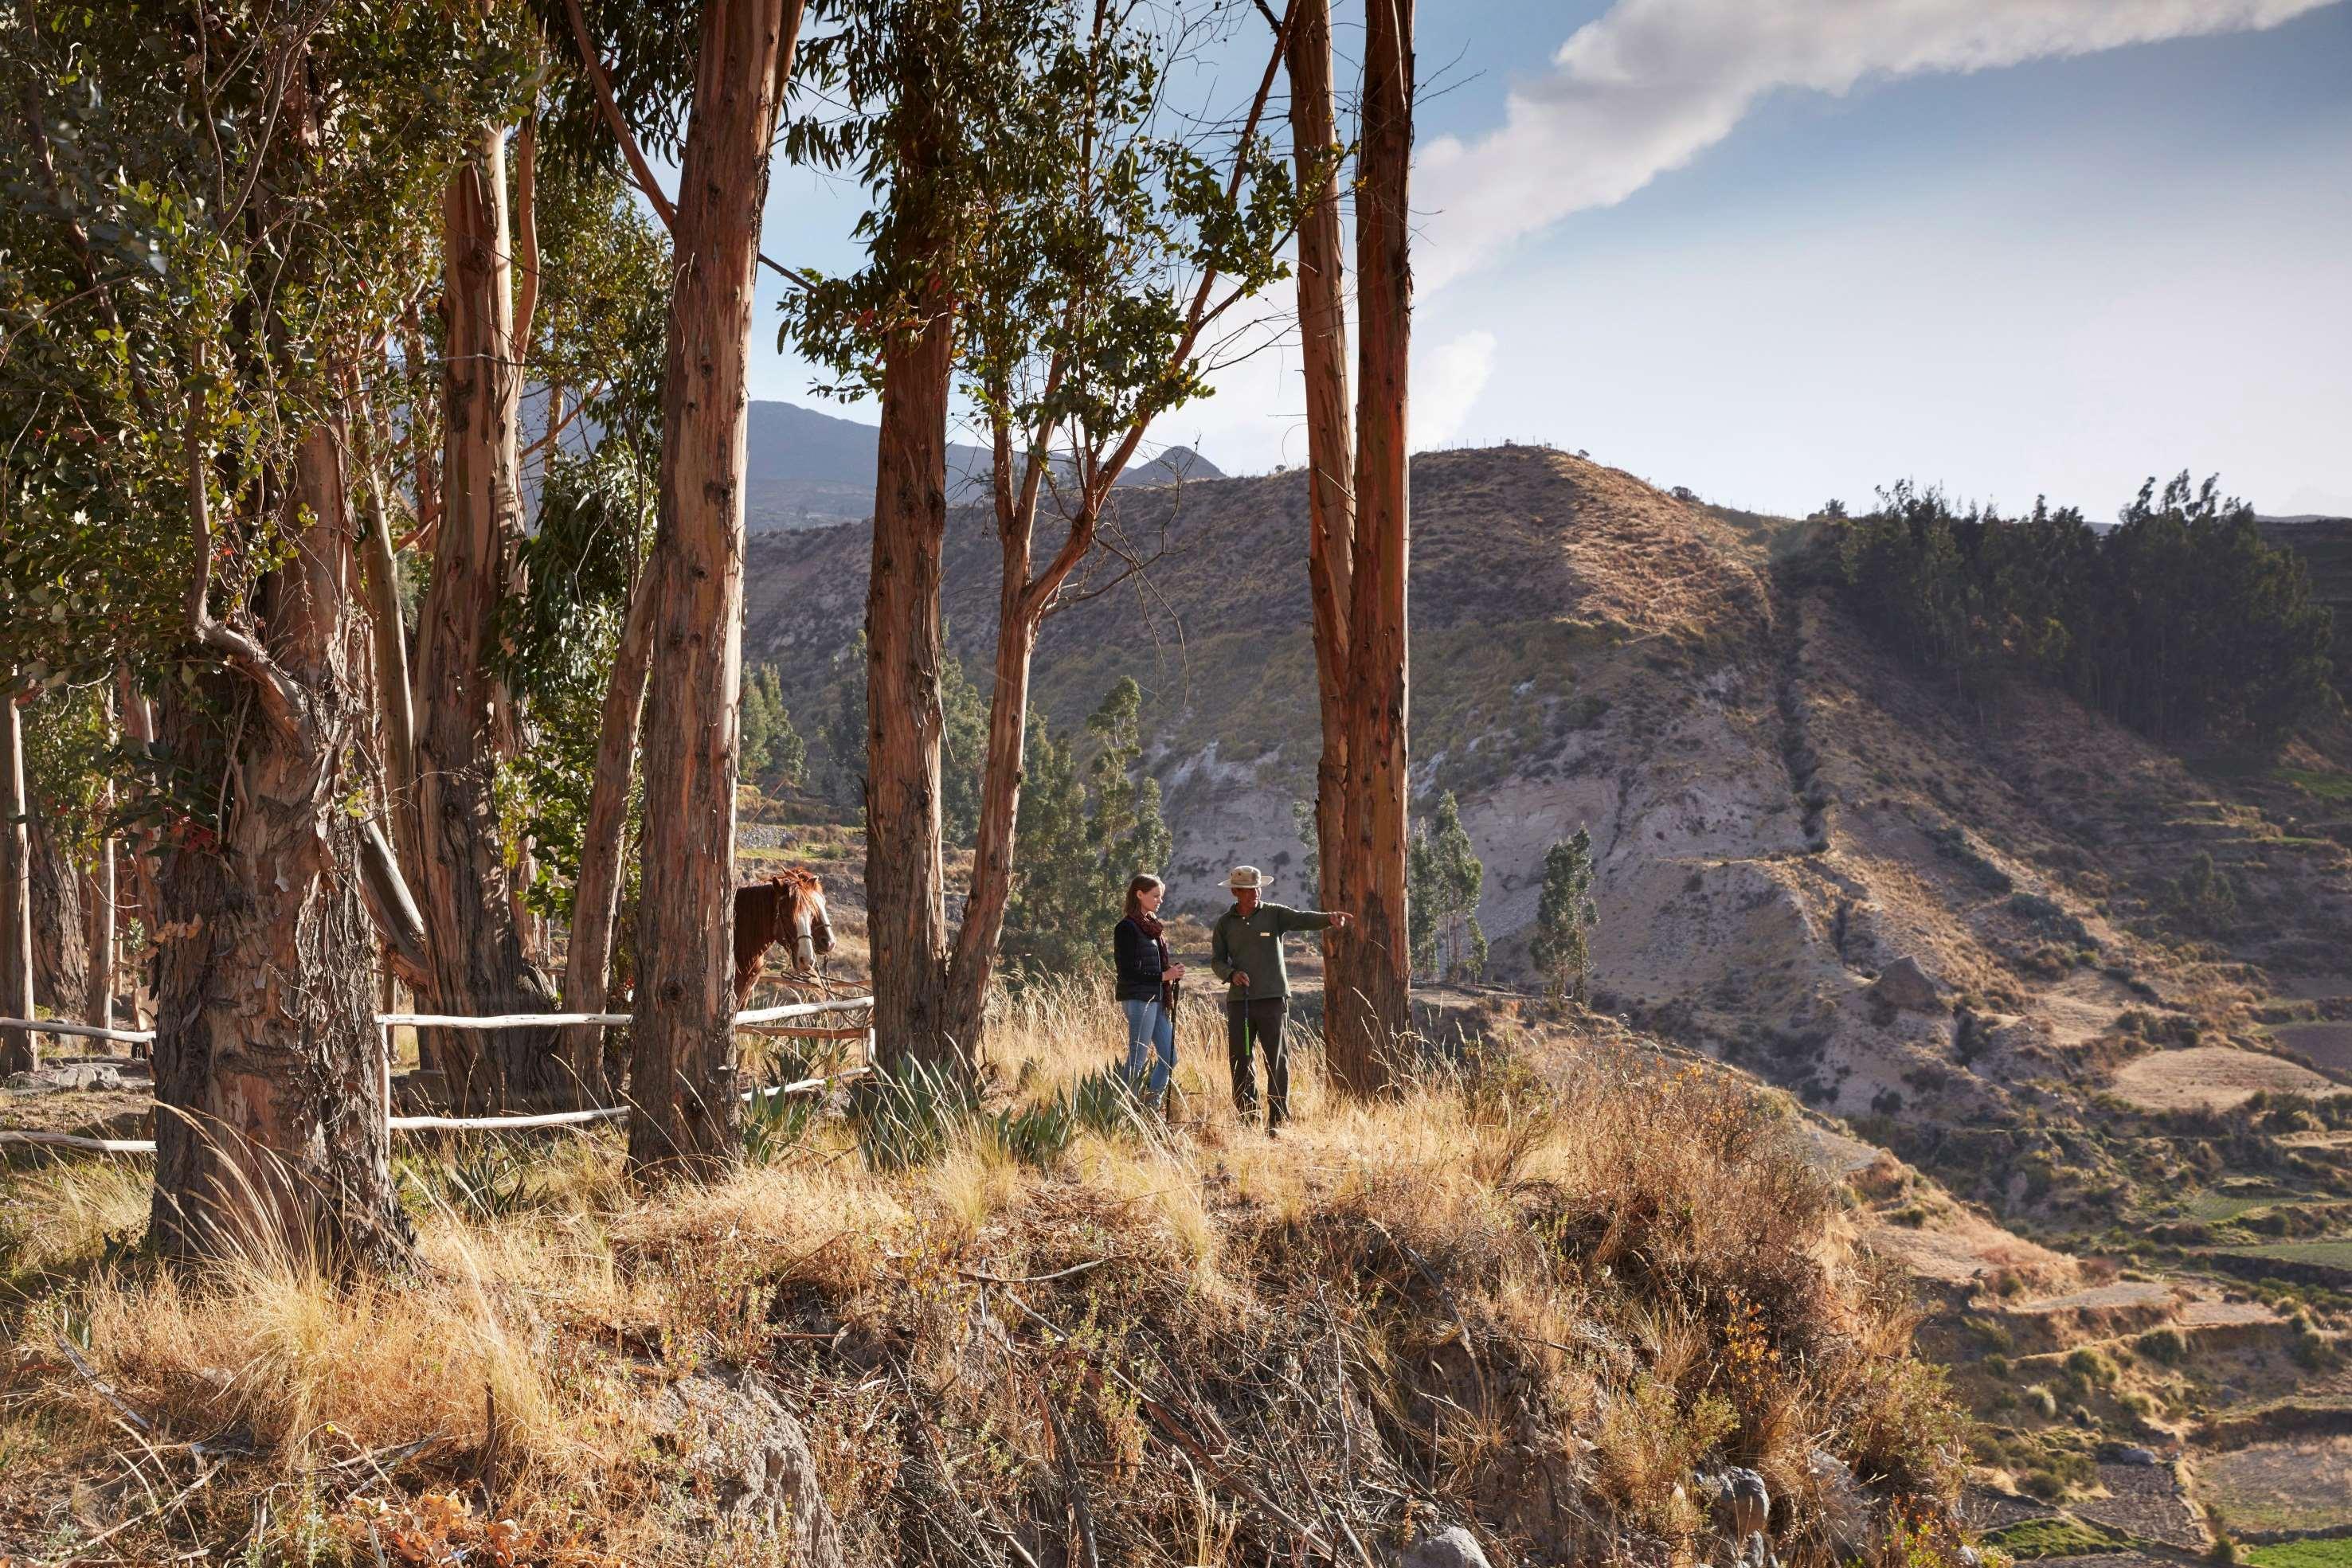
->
xmin=0 ymin=995 xmax=875 ymax=1156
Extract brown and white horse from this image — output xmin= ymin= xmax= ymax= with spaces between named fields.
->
xmin=733 ymin=869 xmax=833 ymax=1007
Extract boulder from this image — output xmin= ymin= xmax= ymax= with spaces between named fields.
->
xmin=1399 ymin=1525 xmax=1493 ymax=1568
xmin=1806 ymin=1448 xmax=1876 ymax=1558
xmin=651 ymin=1364 xmax=843 ymax=1565
xmin=1870 ymin=956 xmax=1943 ymax=1014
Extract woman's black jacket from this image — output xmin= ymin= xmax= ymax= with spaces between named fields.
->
xmin=1113 ymin=917 xmax=1170 ymax=1003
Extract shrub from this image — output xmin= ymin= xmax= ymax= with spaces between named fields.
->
xmin=851 ymin=1056 xmax=977 ymax=1171
xmin=985 ymin=1096 xmax=1078 ymax=1170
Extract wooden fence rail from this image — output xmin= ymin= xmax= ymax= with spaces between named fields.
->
xmin=2 ymin=997 xmax=878 ymax=1156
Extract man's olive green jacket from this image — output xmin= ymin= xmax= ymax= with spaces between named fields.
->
xmin=1208 ymin=901 xmax=1334 ymax=1002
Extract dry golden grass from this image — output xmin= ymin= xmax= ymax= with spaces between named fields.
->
xmin=0 ymin=979 xmax=1970 ymax=1566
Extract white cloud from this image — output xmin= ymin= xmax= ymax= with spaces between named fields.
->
xmin=1413 ymin=330 xmax=1498 ymax=450
xmin=1419 ymin=0 xmax=2338 ymax=292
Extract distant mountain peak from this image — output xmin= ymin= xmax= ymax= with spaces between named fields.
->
xmin=742 ymin=399 xmax=1223 ymax=531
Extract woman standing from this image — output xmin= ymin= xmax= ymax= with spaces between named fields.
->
xmin=1114 ymin=874 xmax=1184 ymax=1105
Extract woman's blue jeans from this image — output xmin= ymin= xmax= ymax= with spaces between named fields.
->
xmin=1121 ymin=997 xmax=1176 ymax=1102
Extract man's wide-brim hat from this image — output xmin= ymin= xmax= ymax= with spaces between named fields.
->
xmin=1227 ymin=865 xmax=1268 ymax=890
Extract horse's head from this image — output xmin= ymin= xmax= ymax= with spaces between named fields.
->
xmin=784 ymin=870 xmax=832 ymax=973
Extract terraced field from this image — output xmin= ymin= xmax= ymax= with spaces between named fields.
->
xmin=2214 ymin=1239 xmax=2352 ymax=1272
xmin=2273 ymin=1021 xmax=2352 ymax=1075
xmin=2197 ymin=1437 xmax=2352 ymax=1535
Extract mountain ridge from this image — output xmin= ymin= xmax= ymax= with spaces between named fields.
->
xmin=742 ymin=397 xmax=1223 ymax=530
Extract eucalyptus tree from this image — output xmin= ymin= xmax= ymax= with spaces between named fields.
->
xmin=542 ymin=0 xmax=811 ymax=1176
xmin=409 ymin=16 xmax=560 ymax=1110
xmin=784 ymin=0 xmax=1298 ymax=1072
xmin=0 ymin=2 xmax=507 ymax=1269
xmin=1274 ymin=0 xmax=1414 ymax=1091
xmin=1280 ymin=0 xmax=1356 ymax=1061
xmin=1335 ymin=0 xmax=1415 ymax=1085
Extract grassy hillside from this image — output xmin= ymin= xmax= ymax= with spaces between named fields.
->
xmin=0 ymin=994 xmax=1967 ymax=1565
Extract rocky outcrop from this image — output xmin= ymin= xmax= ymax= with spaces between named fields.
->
xmin=1399 ymin=1524 xmax=1494 ymax=1568
xmin=1871 ymin=956 xmax=1944 ymax=1014
xmin=651 ymin=1364 xmax=843 ymax=1564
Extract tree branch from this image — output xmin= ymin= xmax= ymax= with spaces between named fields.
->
xmin=184 ymin=386 xmax=301 ymax=734
xmin=560 ymin=0 xmax=678 ymax=229
xmin=558 ymin=0 xmax=818 ymax=291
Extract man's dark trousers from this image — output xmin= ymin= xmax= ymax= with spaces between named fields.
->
xmin=1227 ymin=997 xmax=1289 ymax=1126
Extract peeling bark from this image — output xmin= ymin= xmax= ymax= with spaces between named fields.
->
xmin=1289 ymin=0 xmax=1360 ymax=1050
xmin=863 ymin=301 xmax=957 ymax=1074
xmin=626 ymin=0 xmax=803 ymax=1179
xmin=413 ymin=122 xmax=565 ymax=1109
xmin=150 ymin=423 xmax=413 ymax=1274
xmin=1329 ymin=0 xmax=1414 ymax=1093
xmin=25 ymin=796 xmax=85 ymax=1022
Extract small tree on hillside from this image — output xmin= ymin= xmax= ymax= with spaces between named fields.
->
xmin=1407 ymin=792 xmax=1485 ymax=982
xmin=938 ymin=639 xmax=989 ymax=850
xmin=1292 ymin=799 xmax=1320 ymax=896
xmin=740 ymin=663 xmax=806 ymax=796
xmin=1002 ymin=678 xmax=1169 ymax=978
xmin=1532 ymin=830 xmax=1600 ymax=1003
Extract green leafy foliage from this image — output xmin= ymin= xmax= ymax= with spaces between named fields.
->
xmin=1001 ymin=677 xmax=1170 ymax=977
xmin=1 ymin=2 xmax=527 ymax=691
xmin=497 ymin=443 xmax=658 ymax=921
xmin=1070 ymin=1064 xmax=1146 ymax=1137
xmin=403 ymin=1139 xmax=537 ymax=1222
xmin=2167 ymin=850 xmax=2240 ymax=938
xmin=1829 ymin=475 xmax=2334 ymax=746
xmin=742 ymin=1085 xmax=824 ymax=1164
xmin=1532 ymin=830 xmax=1600 ymax=1003
xmin=984 ymin=1094 xmax=1078 ymax=1170
xmin=740 ymin=663 xmax=808 ymax=796
xmin=1408 ymin=792 xmax=1485 ymax=981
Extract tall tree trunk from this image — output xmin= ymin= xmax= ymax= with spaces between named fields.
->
xmin=941 ymin=511 xmax=1035 ymax=1054
xmin=863 ymin=299 xmax=957 ymax=1075
xmin=88 ymin=706 xmax=115 ymax=1032
xmin=115 ymin=665 xmax=159 ymax=1033
xmin=1288 ymin=0 xmax=1359 ymax=1042
xmin=1 ymin=684 xmax=33 ymax=1074
xmin=25 ymin=796 xmax=86 ymax=1020
xmin=358 ymin=443 xmax=417 ymax=876
xmin=561 ymin=570 xmax=656 ymax=1104
xmin=413 ymin=122 xmax=565 ymax=1109
xmin=626 ymin=0 xmax=800 ymax=1179
xmin=1329 ymin=0 xmax=1414 ymax=1094
xmin=151 ymin=421 xmax=413 ymax=1274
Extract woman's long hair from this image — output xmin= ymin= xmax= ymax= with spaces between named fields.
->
xmin=1123 ymin=873 xmax=1164 ymax=920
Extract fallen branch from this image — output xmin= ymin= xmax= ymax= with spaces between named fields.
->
xmin=957 ymin=1259 xmax=1104 ymax=1287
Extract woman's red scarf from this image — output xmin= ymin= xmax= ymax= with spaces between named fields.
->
xmin=1133 ymin=911 xmax=1172 ymax=1000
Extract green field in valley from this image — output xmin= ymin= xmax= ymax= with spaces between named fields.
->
xmin=2246 ymin=1539 xmax=2352 ymax=1568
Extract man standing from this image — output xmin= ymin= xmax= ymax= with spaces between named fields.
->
xmin=1209 ymin=866 xmax=1352 ymax=1133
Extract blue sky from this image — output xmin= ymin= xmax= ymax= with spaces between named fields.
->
xmin=738 ymin=0 xmax=2352 ymax=518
